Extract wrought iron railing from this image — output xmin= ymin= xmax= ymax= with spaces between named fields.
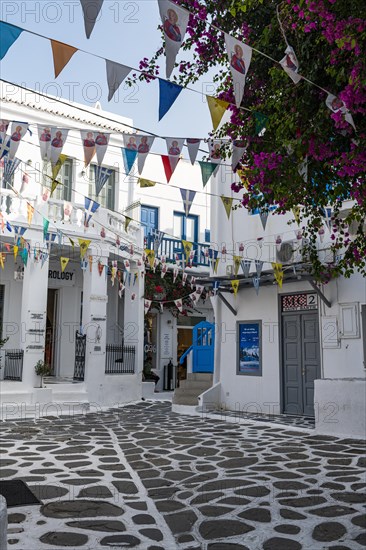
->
xmin=73 ymin=332 xmax=86 ymax=381
xmin=4 ymin=350 xmax=24 ymax=381
xmin=146 ymin=235 xmax=210 ymax=267
xmin=105 ymin=344 xmax=136 ymax=374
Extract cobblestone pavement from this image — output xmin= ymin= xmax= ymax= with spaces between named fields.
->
xmin=1 ymin=401 xmax=365 ymax=550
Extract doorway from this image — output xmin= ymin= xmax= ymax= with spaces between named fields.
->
xmin=45 ymin=289 xmax=59 ymax=375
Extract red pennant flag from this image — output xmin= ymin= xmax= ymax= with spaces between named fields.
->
xmin=161 ymin=154 xmax=179 ymax=183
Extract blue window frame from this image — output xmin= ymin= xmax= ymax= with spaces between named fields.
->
xmin=141 ymin=205 xmax=159 ymax=238
xmin=173 ymin=212 xmax=198 ymax=243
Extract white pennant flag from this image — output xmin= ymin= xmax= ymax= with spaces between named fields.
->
xmin=186 ymin=138 xmax=201 ymax=165
xmin=50 ymin=127 xmax=69 ymax=166
xmin=80 ymin=130 xmax=96 ymax=167
xmin=209 ymin=139 xmax=226 ymax=164
xmin=106 ymin=60 xmax=131 ymax=102
xmin=38 ymin=125 xmax=52 ymax=161
xmin=174 ymin=299 xmax=184 ymax=312
xmin=166 ymin=137 xmax=184 ymax=173
xmin=232 ymin=138 xmax=247 ymax=170
xmin=180 ymin=188 xmax=196 ymax=217
xmin=95 ymin=131 xmax=110 ymax=165
xmin=144 ymin=299 xmax=152 ymax=314
xmin=280 ymin=45 xmax=301 ymax=84
xmin=0 ymin=120 xmax=10 ymax=158
xmin=326 ymin=94 xmax=356 ymax=130
xmin=8 ymin=122 xmax=28 ymax=160
xmin=124 ymin=134 xmax=155 ymax=174
xmin=225 ymin=34 xmax=252 ymax=108
xmin=173 ymin=266 xmax=179 ymax=283
xmin=158 ymin=0 xmax=189 ymax=78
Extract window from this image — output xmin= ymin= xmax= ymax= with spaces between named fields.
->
xmin=0 ymin=160 xmax=14 ymax=190
xmin=204 ymin=229 xmax=211 ymax=243
xmin=88 ymin=165 xmax=116 ymax=210
xmin=42 ymin=159 xmax=73 ymax=201
xmin=173 ymin=212 xmax=198 ymax=242
xmin=0 ymin=285 xmax=4 ymax=340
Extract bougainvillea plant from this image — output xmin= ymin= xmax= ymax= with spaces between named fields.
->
xmin=133 ymin=0 xmax=366 ymax=282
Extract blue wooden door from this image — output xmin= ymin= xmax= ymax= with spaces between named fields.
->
xmin=192 ymin=321 xmax=215 ymax=373
xmin=141 ymin=206 xmax=158 ymax=238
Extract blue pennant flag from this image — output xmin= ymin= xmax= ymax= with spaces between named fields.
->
xmin=121 ymin=147 xmax=137 ymax=175
xmin=2 ymin=157 xmax=21 ymax=185
xmin=6 ymin=221 xmax=12 ymax=232
xmin=0 ymin=22 xmax=23 ymax=60
xmin=84 ymin=196 xmax=100 ymax=227
xmin=13 ymin=225 xmax=27 ymax=243
xmin=93 ymin=165 xmax=112 ymax=196
xmin=0 ymin=138 xmax=11 ymax=159
xmin=158 ymin=79 xmax=183 ymax=121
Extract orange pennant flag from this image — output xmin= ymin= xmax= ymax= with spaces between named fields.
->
xmin=27 ymin=203 xmax=34 ymax=225
xmin=51 ymin=40 xmax=78 ymax=78
xmin=0 ymin=253 xmax=5 ymax=270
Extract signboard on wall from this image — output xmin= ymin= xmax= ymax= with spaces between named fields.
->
xmin=48 ymin=267 xmax=76 ymax=288
xmin=237 ymin=321 xmax=262 ymax=376
xmin=161 ymin=330 xmax=173 ymax=359
xmin=281 ymin=293 xmax=318 ymax=312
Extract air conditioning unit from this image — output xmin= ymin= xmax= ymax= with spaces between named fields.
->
xmin=276 ymin=241 xmax=295 ymax=263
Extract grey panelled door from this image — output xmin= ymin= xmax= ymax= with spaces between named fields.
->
xmin=283 ymin=313 xmax=320 ymax=416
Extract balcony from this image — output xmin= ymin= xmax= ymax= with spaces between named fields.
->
xmin=146 ymin=234 xmax=210 ymax=267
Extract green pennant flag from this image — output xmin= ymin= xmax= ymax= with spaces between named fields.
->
xmin=254 ymin=111 xmax=268 ymax=135
xmin=43 ymin=218 xmax=49 ymax=241
xmin=21 ymin=247 xmax=28 ymax=266
xmin=199 ymin=161 xmax=217 ymax=187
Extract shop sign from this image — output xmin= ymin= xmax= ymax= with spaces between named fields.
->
xmin=281 ymin=293 xmax=318 ymax=312
xmin=237 ymin=321 xmax=262 ymax=376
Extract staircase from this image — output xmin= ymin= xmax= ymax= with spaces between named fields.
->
xmin=172 ymin=373 xmax=213 ymax=406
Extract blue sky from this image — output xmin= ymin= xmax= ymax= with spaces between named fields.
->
xmin=0 ymin=0 xmax=217 ymax=143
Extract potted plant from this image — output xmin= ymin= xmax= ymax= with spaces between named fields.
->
xmin=34 ymin=360 xmax=51 ymax=388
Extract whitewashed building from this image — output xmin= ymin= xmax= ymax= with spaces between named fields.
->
xmin=197 ymin=163 xmax=366 ymax=438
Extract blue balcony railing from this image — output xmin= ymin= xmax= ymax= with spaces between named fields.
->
xmin=146 ymin=235 xmax=210 ymax=267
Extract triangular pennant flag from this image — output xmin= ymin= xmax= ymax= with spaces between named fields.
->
xmin=118 ymin=283 xmax=125 ymax=298
xmin=165 ymin=137 xmax=184 ymax=173
xmin=63 ymin=202 xmax=72 ymax=221
xmin=232 ymin=139 xmax=247 ymax=170
xmin=158 ymin=79 xmax=183 ymax=120
xmin=255 ymin=260 xmax=264 ymax=277
xmin=280 ymin=45 xmax=301 ymax=84
xmin=161 ymin=264 xmax=167 ymax=278
xmin=182 ymin=240 xmax=193 ymax=262
xmin=60 ymin=257 xmax=69 ymax=273
xmin=88 ymin=255 xmax=93 ymax=273
xmin=0 ymin=22 xmax=23 ymax=59
xmin=84 ymin=197 xmax=100 ymax=227
xmin=0 ymin=252 xmax=5 ymax=270
xmin=51 ymin=178 xmax=61 ymax=196
xmin=326 ymin=94 xmax=356 ymax=130
xmin=2 ymin=157 xmax=21 ymax=185
xmin=253 ymin=276 xmax=260 ymax=295
xmin=199 ymin=161 xmax=217 ymax=187
xmin=93 ymin=165 xmax=112 ymax=196
xmin=121 ymin=147 xmax=137 ymax=175
xmin=231 ymin=280 xmax=240 ymax=297
xmin=80 ymin=0 xmax=104 ymax=38
xmin=161 ymin=154 xmax=176 ymax=183
xmin=51 ymin=40 xmax=78 ymax=78
xmin=69 ymin=237 xmax=75 ymax=249
xmin=158 ymin=0 xmax=189 ymax=78
xmin=38 ymin=125 xmax=52 ymax=161
xmin=98 ymin=261 xmax=104 ymax=276
xmin=145 ymin=249 xmax=155 ymax=269
xmin=124 ymin=216 xmax=132 ymax=232
xmin=80 ymin=130 xmax=96 ymax=167
xmin=21 ymin=247 xmax=28 ymax=266
xmin=207 ymin=96 xmax=229 ymax=131
xmin=138 ymin=177 xmax=156 ymax=188
xmin=186 ymin=138 xmax=201 ymax=165
xmin=106 ymin=60 xmax=131 ymax=102
xmin=174 ymin=299 xmax=184 ymax=313
xmin=173 ymin=266 xmax=179 ymax=283
xmin=8 ymin=122 xmax=28 ymax=160
xmin=221 ymin=196 xmax=233 ymax=219
xmin=272 ymin=262 xmax=283 ymax=288
xmin=50 ymin=129 xmax=69 ymax=167
xmin=254 ymin=112 xmax=268 ymax=135
xmin=180 ymin=189 xmax=196 ymax=217
xmin=260 ymin=209 xmax=269 ymax=231
xmin=241 ymin=259 xmax=251 ymax=278
xmin=152 ymin=229 xmax=165 ymax=253
xmin=225 ymin=34 xmax=252 ymax=108
xmin=13 ymin=245 xmax=18 ymax=262
xmin=132 ymin=134 xmax=155 ymax=174
xmin=144 ymin=299 xmax=152 ymax=315
xmin=51 ymin=153 xmax=67 ymax=180
xmin=292 ymin=206 xmax=301 ymax=225
xmin=124 ymin=259 xmax=131 ymax=273
xmin=78 ymin=238 xmax=91 ymax=259
xmin=26 ymin=203 xmax=34 ymax=225
xmin=233 ymin=255 xmax=241 ymax=277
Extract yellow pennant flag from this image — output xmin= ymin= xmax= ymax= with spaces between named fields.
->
xmin=27 ymin=203 xmax=34 ymax=225
xmin=52 ymin=154 xmax=67 ymax=181
xmin=51 ymin=40 xmax=78 ymax=78
xmin=78 ymin=238 xmax=91 ymax=259
xmin=292 ymin=206 xmax=301 ymax=225
xmin=221 ymin=196 xmax=233 ymax=219
xmin=125 ymin=216 xmax=132 ymax=232
xmin=236 ymin=168 xmax=250 ymax=190
xmin=272 ymin=262 xmax=283 ymax=288
xmin=233 ymin=255 xmax=241 ymax=277
xmin=0 ymin=253 xmax=5 ymax=270
xmin=13 ymin=245 xmax=18 ymax=261
xmin=182 ymin=240 xmax=193 ymax=262
xmin=145 ymin=249 xmax=155 ymax=269
xmin=139 ymin=178 xmax=156 ymax=188
xmin=88 ymin=255 xmax=93 ymax=273
xmin=231 ymin=279 xmax=240 ymax=296
xmin=214 ymin=257 xmax=220 ymax=274
xmin=207 ymin=96 xmax=230 ymax=131
xmin=60 ymin=256 xmax=69 ymax=273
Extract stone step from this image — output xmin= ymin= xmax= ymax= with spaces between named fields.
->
xmin=173 ymin=388 xmax=205 ymax=399
xmin=172 ymin=394 xmax=200 ymax=406
xmin=187 ymin=373 xmax=213 ymax=382
xmin=179 ymin=380 xmax=212 ymax=391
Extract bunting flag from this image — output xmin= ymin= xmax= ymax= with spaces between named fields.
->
xmin=0 ymin=253 xmax=5 ymax=270
xmin=21 ymin=247 xmax=28 ymax=266
xmin=8 ymin=122 xmax=28 ymax=159
xmin=207 ymin=96 xmax=229 ymax=131
xmin=208 ymin=249 xmax=219 ymax=273
xmin=86 ymin=255 xmax=92 ymax=273
xmin=13 ymin=225 xmax=27 ymax=244
xmin=144 ymin=299 xmax=152 ymax=314
xmin=60 ymin=257 xmax=69 ymax=273
xmin=326 ymin=93 xmax=355 ymax=130
xmin=13 ymin=245 xmax=18 ymax=262
xmin=254 ymin=112 xmax=268 ymax=135
xmin=51 ymin=153 xmax=67 ymax=181
xmin=225 ymin=34 xmax=252 ymax=108
xmin=161 ymin=263 xmax=167 ymax=278
xmin=173 ymin=266 xmax=179 ymax=283
xmin=38 ymin=125 xmax=52 ymax=160
xmin=80 ymin=130 xmax=96 ymax=167
xmin=182 ymin=240 xmax=193 ymax=262
xmin=94 ymin=131 xmax=109 ymax=165
xmin=233 ymin=255 xmax=241 ymax=277
xmin=63 ymin=201 xmax=72 ymax=222
xmin=280 ymin=45 xmax=301 ymax=84
xmin=189 ymin=292 xmax=198 ymax=305
xmin=84 ymin=197 xmax=100 ymax=227
xmin=158 ymin=0 xmax=189 ymax=78
xmin=98 ymin=261 xmax=104 ymax=276
xmin=118 ymin=283 xmax=125 ymax=298
xmin=221 ymin=196 xmax=233 ymax=219
xmin=2 ymin=157 xmax=21 ymax=185
xmin=152 ymin=229 xmax=165 ymax=252
xmin=241 ymin=259 xmax=251 ymax=278
xmin=161 ymin=154 xmax=177 ymax=183
xmin=81 ymin=258 xmax=88 ymax=271
xmin=124 ymin=259 xmax=131 ymax=273
xmin=180 ymin=189 xmax=196 ymax=217
xmin=198 ymin=161 xmax=217 ymax=187
xmin=209 ymin=139 xmax=226 ymax=164
xmin=158 ymin=79 xmax=183 ymax=120
xmin=0 ymin=120 xmax=10 ymax=158
xmin=212 ymin=280 xmax=220 ymax=296
xmin=78 ymin=238 xmax=91 ymax=259
xmin=0 ymin=22 xmax=23 ymax=60
xmin=135 ymin=134 xmax=155 ymax=174
xmin=27 ymin=203 xmax=34 ymax=225
xmin=260 ymin=209 xmax=269 ymax=231
xmin=124 ymin=216 xmax=132 ymax=232
xmin=50 ymin=178 xmax=61 ymax=196
xmin=121 ymin=147 xmax=137 ymax=175
xmin=145 ymin=249 xmax=155 ymax=269
xmin=50 ymin=128 xmax=69 ymax=166
xmin=253 ymin=276 xmax=260 ymax=295
xmin=138 ymin=177 xmax=156 ymax=188
xmin=255 ymin=259 xmax=264 ymax=277
xmin=186 ymin=138 xmax=201 ymax=165
xmin=231 ymin=280 xmax=240 ymax=297
xmin=51 ymin=40 xmax=78 ymax=78
xmin=292 ymin=206 xmax=301 ymax=225
xmin=272 ymin=262 xmax=283 ymax=288
xmin=174 ymin=299 xmax=184 ymax=313
xmin=106 ymin=60 xmax=131 ymax=102
xmin=93 ymin=165 xmax=112 ymax=196
xmin=80 ymin=0 xmax=104 ymax=39
xmin=232 ymin=139 xmax=247 ymax=170
xmin=166 ymin=137 xmax=184 ymax=173
xmin=111 ymin=261 xmax=117 ymax=285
